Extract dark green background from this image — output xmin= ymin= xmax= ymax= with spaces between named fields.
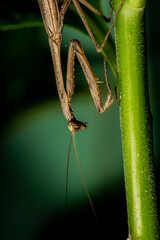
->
xmin=1 ymin=0 xmax=160 ymax=239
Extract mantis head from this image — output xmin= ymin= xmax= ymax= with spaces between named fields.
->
xmin=67 ymin=119 xmax=87 ymax=132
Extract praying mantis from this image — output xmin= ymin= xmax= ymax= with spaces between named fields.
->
xmin=38 ymin=0 xmax=126 ymax=221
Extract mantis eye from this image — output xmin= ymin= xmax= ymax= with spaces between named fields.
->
xmin=67 ymin=120 xmax=87 ymax=132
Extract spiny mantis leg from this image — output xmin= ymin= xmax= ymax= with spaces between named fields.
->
xmin=66 ymin=39 xmax=115 ymax=114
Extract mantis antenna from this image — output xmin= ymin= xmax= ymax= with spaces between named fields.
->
xmin=66 ymin=133 xmax=73 ymax=209
xmin=66 ymin=132 xmax=97 ymax=222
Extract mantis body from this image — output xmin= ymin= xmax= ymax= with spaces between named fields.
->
xmin=38 ymin=0 xmax=125 ymax=220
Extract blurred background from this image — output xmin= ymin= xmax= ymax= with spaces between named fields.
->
xmin=1 ymin=0 xmax=160 ymax=239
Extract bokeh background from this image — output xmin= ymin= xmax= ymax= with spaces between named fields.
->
xmin=1 ymin=0 xmax=160 ymax=239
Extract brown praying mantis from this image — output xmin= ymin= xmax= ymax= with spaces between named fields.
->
xmin=38 ymin=0 xmax=126 ymax=221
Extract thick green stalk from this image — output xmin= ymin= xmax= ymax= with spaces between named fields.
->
xmin=110 ymin=0 xmax=160 ymax=239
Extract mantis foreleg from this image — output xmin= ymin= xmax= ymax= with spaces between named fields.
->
xmin=66 ymin=39 xmax=115 ymax=114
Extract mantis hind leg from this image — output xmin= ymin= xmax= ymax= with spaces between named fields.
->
xmin=72 ymin=0 xmax=126 ymax=52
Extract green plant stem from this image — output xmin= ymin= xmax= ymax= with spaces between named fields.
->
xmin=111 ymin=0 xmax=160 ymax=239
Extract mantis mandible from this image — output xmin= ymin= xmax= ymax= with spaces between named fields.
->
xmin=38 ymin=0 xmax=126 ymax=220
